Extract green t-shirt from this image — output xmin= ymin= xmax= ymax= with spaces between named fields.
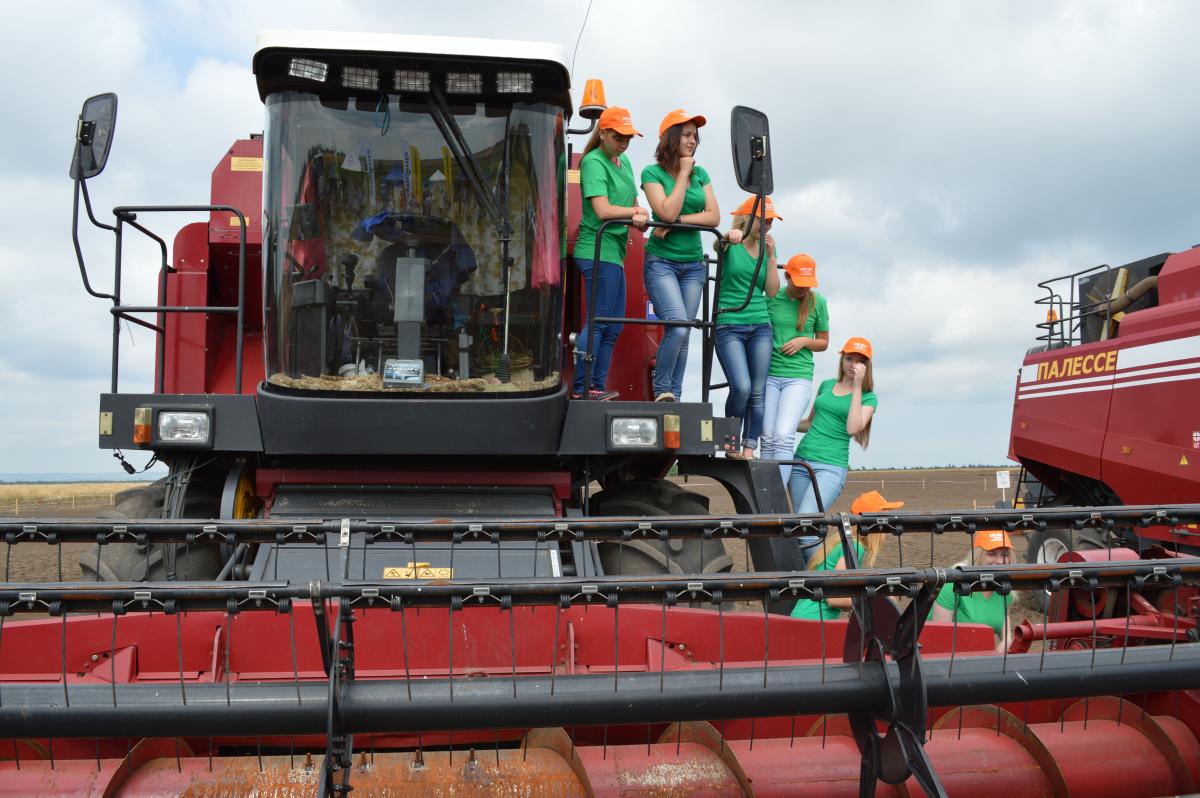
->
xmin=929 ymin=583 xmax=1013 ymax=639
xmin=573 ymin=148 xmax=638 ymax=266
xmin=795 ymin=379 xmax=878 ymax=468
xmin=790 ymin=540 xmax=865 ymax=620
xmin=767 ymin=291 xmax=829 ymax=379
xmin=716 ymin=243 xmax=772 ymax=325
xmin=640 ymin=163 xmax=710 ymax=262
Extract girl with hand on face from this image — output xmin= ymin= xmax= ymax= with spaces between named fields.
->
xmin=714 ymin=196 xmax=782 ymax=459
xmin=929 ymin=530 xmax=1017 ymax=653
xmin=640 ymin=109 xmax=721 ymax=402
xmin=762 ymin=254 xmax=829 ymax=479
xmin=571 ymin=106 xmax=649 ymax=399
xmin=788 ymin=337 xmax=876 ymax=512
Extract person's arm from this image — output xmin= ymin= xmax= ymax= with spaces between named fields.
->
xmin=780 ymin=330 xmax=831 ymax=356
xmin=764 ymin=233 xmax=781 ymax=298
xmin=687 ymin=183 xmax=721 ymax=228
xmin=643 ymin=168 xmax=687 ymax=222
xmin=795 ymin=403 xmax=816 ymax=433
xmin=588 ymin=195 xmax=648 ymax=224
xmin=930 ymin=603 xmax=955 ymax=623
xmin=996 ymin=602 xmax=1015 ymax=653
xmin=583 ymin=157 xmax=648 ymax=227
xmin=845 ymin=368 xmax=875 ymax=436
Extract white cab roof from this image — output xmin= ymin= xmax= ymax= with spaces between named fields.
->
xmin=255 ymin=30 xmax=571 ymax=84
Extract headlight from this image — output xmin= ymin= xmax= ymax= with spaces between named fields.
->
xmin=611 ymin=417 xmax=659 ymax=449
xmin=158 ymin=412 xmax=211 ymax=444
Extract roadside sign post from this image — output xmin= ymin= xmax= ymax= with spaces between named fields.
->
xmin=996 ymin=469 xmax=1011 ymax=504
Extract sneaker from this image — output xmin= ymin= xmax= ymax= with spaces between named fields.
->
xmin=654 ymin=392 xmax=676 ymax=402
xmin=572 ymin=389 xmax=619 ymax=400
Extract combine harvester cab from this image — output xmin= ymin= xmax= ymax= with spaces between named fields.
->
xmin=1010 ymin=242 xmax=1200 ymax=558
xmin=2 ymin=29 xmax=1200 ymax=798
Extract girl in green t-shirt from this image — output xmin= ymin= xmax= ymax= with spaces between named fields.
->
xmin=571 ymin=106 xmax=649 ymax=398
xmin=763 ymin=253 xmax=830 ymax=482
xmin=788 ymin=337 xmax=877 ymax=513
xmin=714 ymin=195 xmax=782 ymax=459
xmin=640 ymin=109 xmax=722 ymax=402
xmin=929 ymin=529 xmax=1017 ymax=653
xmin=790 ymin=490 xmax=902 ymax=619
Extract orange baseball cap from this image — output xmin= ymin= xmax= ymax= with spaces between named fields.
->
xmin=850 ymin=490 xmax=905 ymax=514
xmin=975 ymin=529 xmax=1014 ymax=551
xmin=784 ymin=254 xmax=818 ymax=288
xmin=598 ymin=106 xmax=642 ymax=137
xmin=731 ymin=195 xmax=783 ymax=220
xmin=841 ymin=337 xmax=872 ymax=359
xmin=658 ymin=108 xmax=707 ymax=139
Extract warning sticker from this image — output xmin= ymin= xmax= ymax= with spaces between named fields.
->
xmin=383 ymin=563 xmax=453 ymax=579
xmin=231 ymin=156 xmax=263 ymax=172
xmin=1181 ymin=455 xmax=1190 ymax=467
xmin=567 ymin=169 xmax=580 ymax=184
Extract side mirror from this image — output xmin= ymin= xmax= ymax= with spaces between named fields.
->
xmin=730 ymin=105 xmax=772 ymax=196
xmin=69 ymin=93 xmax=118 ymax=180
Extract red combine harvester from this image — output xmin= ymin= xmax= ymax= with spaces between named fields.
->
xmin=1 ymin=30 xmax=1199 ymax=797
xmin=1010 ymin=246 xmax=1200 ymax=559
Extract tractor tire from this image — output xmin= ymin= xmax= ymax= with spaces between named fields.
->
xmin=589 ymin=479 xmax=733 ymax=577
xmin=1024 ymin=528 xmax=1106 ymax=612
xmin=79 ymin=482 xmax=225 ymax=582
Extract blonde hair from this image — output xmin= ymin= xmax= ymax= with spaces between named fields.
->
xmin=805 ymin=527 xmax=885 ymax=571
xmin=788 ymin=282 xmax=814 ymax=331
xmin=838 ymin=353 xmax=875 ymax=449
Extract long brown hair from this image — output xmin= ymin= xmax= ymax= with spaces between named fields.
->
xmin=805 ymin=526 xmax=884 ymax=571
xmin=655 ymin=124 xmax=698 ymax=175
xmin=581 ymin=127 xmax=603 ymax=157
xmin=837 ymin=353 xmax=875 ymax=449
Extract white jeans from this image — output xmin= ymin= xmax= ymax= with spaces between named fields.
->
xmin=761 ymin=375 xmax=814 ymax=483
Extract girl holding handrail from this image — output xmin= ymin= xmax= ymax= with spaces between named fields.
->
xmin=640 ymin=109 xmax=721 ymax=402
xmin=714 ymin=196 xmax=782 ymax=459
xmin=571 ymin=106 xmax=649 ymax=399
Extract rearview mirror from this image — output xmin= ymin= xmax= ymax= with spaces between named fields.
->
xmin=69 ymin=93 xmax=118 ymax=180
xmin=730 ymin=105 xmax=772 ymax=196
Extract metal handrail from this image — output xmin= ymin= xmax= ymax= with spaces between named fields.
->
xmin=104 ymin=205 xmax=249 ymax=394
xmin=579 ymin=218 xmax=724 ymax=401
xmin=1033 ymin=262 xmax=1117 ymax=349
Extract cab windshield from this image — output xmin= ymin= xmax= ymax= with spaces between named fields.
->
xmin=262 ymin=92 xmax=565 ymax=394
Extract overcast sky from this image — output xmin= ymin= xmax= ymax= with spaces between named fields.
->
xmin=3 ymin=1 xmax=1199 ymax=476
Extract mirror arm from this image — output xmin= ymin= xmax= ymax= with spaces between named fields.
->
xmin=71 ymin=177 xmax=117 ymax=302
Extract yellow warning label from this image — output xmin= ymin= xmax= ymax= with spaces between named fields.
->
xmin=231 ymin=156 xmax=263 ymax=172
xmin=228 ymin=216 xmax=245 ymax=226
xmin=567 ymin=169 xmax=580 ymax=184
xmin=383 ymin=563 xmax=453 ymax=579
xmin=1181 ymin=456 xmax=1190 ymax=466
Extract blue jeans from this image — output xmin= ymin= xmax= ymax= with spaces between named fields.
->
xmin=789 ymin=460 xmax=849 ymax=514
xmin=573 ymin=259 xmax=626 ymax=393
xmin=762 ymin=375 xmax=814 ymax=483
xmin=714 ymin=323 xmax=773 ymax=450
xmin=644 ymin=255 xmax=706 ymax=398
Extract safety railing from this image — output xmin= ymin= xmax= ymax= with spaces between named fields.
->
xmin=579 ymin=194 xmax=775 ymax=404
xmin=72 ymin=177 xmax=250 ymax=394
xmin=1034 ymin=261 xmax=1116 ymax=350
